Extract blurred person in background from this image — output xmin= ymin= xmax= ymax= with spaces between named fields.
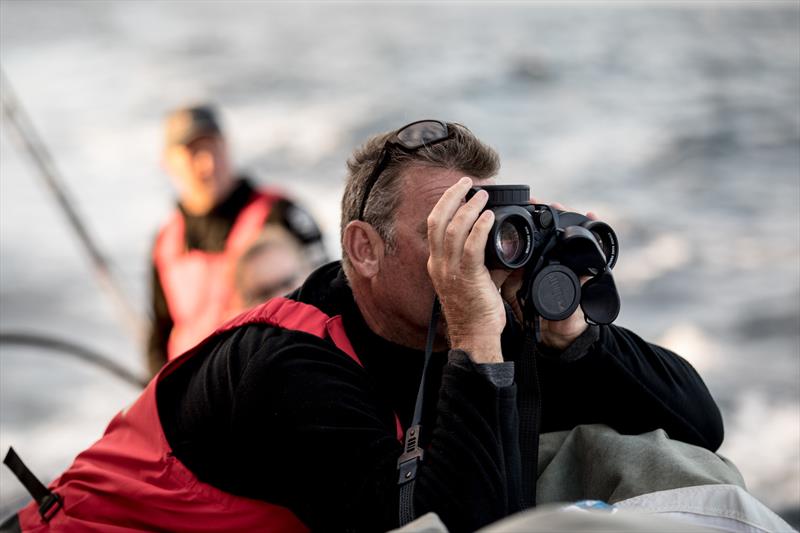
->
xmin=148 ymin=104 xmax=327 ymax=376
xmin=233 ymin=225 xmax=312 ymax=312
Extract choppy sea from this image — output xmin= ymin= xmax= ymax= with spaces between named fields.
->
xmin=1 ymin=0 xmax=798 ymax=525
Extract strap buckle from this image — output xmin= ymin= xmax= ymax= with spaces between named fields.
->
xmin=38 ymin=492 xmax=63 ymax=523
xmin=397 ymin=424 xmax=424 ymax=484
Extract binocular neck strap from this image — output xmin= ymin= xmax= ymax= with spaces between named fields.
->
xmin=397 ymin=296 xmax=441 ymax=526
xmin=413 ymin=296 xmax=440 ymax=426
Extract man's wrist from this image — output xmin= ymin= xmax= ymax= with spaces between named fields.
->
xmin=449 ymin=349 xmax=514 ymax=387
xmin=448 ymin=334 xmax=503 ymax=364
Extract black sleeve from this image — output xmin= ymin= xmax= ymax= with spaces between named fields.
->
xmin=146 ymin=261 xmax=171 ymax=378
xmin=414 ymin=352 xmax=522 ymax=531
xmin=191 ymin=330 xmax=517 ymax=533
xmin=537 ymin=324 xmax=724 ymax=451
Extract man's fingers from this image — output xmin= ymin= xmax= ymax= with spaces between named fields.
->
xmin=427 ymin=177 xmax=473 ymax=257
xmin=443 ymin=188 xmax=488 ymax=262
xmin=462 ymin=209 xmax=494 ymax=271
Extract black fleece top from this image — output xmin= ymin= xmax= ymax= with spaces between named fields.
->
xmin=157 ymin=262 xmax=723 ymax=532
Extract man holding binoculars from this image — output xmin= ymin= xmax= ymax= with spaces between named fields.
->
xmin=6 ymin=120 xmax=722 ymax=533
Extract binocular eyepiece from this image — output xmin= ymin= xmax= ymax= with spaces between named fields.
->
xmin=467 ymin=185 xmax=621 ymax=325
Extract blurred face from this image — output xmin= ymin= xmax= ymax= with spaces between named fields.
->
xmin=237 ymin=245 xmax=307 ymax=309
xmin=164 ymin=135 xmax=234 ymax=215
xmin=372 ymin=165 xmax=495 ymax=344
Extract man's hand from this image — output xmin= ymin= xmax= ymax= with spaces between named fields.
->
xmin=427 ymin=177 xmax=508 ymax=364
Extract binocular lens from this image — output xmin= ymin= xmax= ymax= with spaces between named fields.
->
xmin=584 ymin=221 xmax=618 ymax=269
xmin=489 ymin=211 xmax=534 ymax=269
xmin=497 ymin=221 xmax=525 ymax=264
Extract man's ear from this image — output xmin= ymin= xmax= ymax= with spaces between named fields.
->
xmin=342 ymin=220 xmax=385 ymax=278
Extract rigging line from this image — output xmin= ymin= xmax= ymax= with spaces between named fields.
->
xmin=0 ymin=332 xmax=148 ymax=389
xmin=0 ymin=69 xmax=147 ymax=346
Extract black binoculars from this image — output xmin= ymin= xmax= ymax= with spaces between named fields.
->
xmin=467 ymin=185 xmax=621 ymax=325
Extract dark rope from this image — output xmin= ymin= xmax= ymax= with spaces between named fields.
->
xmin=0 ymin=69 xmax=146 ymax=345
xmin=0 ymin=332 xmax=147 ymax=389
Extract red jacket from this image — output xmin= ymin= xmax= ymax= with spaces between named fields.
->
xmin=16 ymin=297 xmax=403 ymax=532
xmin=153 ymin=190 xmax=280 ymax=360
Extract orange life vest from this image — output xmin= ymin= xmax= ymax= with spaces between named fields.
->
xmin=153 ymin=190 xmax=280 ymax=360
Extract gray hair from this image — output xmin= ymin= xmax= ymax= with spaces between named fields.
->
xmin=340 ymin=122 xmax=500 ymax=277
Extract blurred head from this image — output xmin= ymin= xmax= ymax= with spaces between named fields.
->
xmin=235 ymin=226 xmax=311 ymax=310
xmin=162 ymin=105 xmax=235 ymax=215
xmin=340 ymin=120 xmax=500 ymax=347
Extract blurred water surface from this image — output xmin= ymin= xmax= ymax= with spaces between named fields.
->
xmin=1 ymin=0 xmax=798 ymax=523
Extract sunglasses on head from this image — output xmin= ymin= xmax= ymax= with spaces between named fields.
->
xmin=357 ymin=120 xmax=453 ymax=221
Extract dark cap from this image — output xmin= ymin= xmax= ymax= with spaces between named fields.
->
xmin=164 ymin=105 xmax=223 ymax=146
